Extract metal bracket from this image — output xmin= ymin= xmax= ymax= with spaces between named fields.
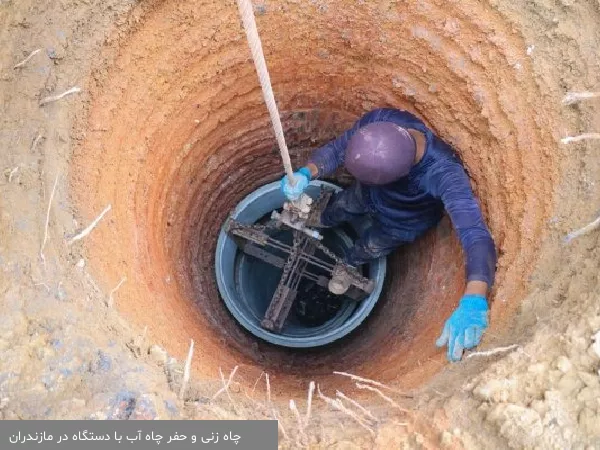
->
xmin=225 ymin=187 xmax=375 ymax=333
xmin=261 ymin=232 xmax=317 ymax=332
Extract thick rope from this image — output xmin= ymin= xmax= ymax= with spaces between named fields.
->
xmin=236 ymin=0 xmax=296 ymax=185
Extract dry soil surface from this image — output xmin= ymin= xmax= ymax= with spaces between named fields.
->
xmin=1 ymin=0 xmax=600 ymax=448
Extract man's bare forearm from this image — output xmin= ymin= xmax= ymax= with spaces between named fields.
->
xmin=306 ymin=162 xmax=319 ymax=178
xmin=464 ymin=280 xmax=488 ymax=298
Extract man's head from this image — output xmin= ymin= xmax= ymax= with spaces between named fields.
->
xmin=345 ymin=122 xmax=416 ymax=185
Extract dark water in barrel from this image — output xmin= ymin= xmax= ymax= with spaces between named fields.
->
xmin=294 ymin=281 xmax=344 ymax=327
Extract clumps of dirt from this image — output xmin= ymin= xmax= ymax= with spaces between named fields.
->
xmin=437 ymin=293 xmax=600 ymax=449
xmin=0 ymin=0 xmax=193 ymax=423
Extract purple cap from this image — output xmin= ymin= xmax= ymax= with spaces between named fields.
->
xmin=345 ymin=122 xmax=416 ymax=185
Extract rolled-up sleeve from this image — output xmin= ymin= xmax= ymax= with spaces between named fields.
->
xmin=428 ymin=161 xmax=497 ymax=287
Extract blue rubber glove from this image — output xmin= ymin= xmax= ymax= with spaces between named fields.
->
xmin=436 ymin=294 xmax=488 ymax=362
xmin=280 ymin=167 xmax=311 ymax=201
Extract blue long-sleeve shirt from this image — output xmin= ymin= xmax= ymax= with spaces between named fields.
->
xmin=309 ymin=108 xmax=497 ymax=287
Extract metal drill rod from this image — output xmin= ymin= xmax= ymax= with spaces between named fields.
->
xmin=261 ymin=232 xmax=315 ymax=332
xmin=230 ymin=220 xmax=373 ymax=294
xmin=227 ymin=219 xmax=336 ymax=270
xmin=240 ymin=242 xmax=329 ymax=280
xmin=237 ymin=242 xmax=330 ymax=288
xmin=242 ymin=232 xmax=337 ymax=271
xmin=264 ymin=237 xmax=337 ymax=269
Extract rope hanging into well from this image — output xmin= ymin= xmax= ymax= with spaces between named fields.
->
xmin=236 ymin=0 xmax=296 ymax=185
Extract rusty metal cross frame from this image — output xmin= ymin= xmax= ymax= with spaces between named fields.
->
xmin=224 ymin=188 xmax=374 ymax=334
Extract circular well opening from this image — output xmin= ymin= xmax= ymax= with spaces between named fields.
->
xmin=215 ymin=180 xmax=387 ymax=348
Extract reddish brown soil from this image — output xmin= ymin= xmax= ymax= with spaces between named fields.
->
xmin=72 ymin=0 xmax=558 ymax=397
xmin=4 ymin=0 xmax=600 ymax=445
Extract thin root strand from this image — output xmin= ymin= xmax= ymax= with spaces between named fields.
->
xmin=564 ymin=215 xmax=600 ymax=243
xmin=317 ymin=384 xmax=375 ymax=436
xmin=336 ymin=390 xmax=378 ymax=422
xmin=107 ymin=276 xmax=126 ymax=308
xmin=561 ymin=133 xmax=600 ymax=144
xmin=562 ymin=91 xmax=600 ymax=105
xmin=40 ymin=87 xmax=82 ymax=106
xmin=14 ymin=48 xmax=41 ymax=69
xmin=466 ymin=344 xmax=520 ymax=359
xmin=179 ymin=339 xmax=195 ymax=399
xmin=68 ymin=204 xmax=112 ymax=245
xmin=355 ymin=383 xmax=409 ymax=412
xmin=212 ymin=365 xmax=239 ymax=404
xmin=40 ymin=174 xmax=59 ymax=266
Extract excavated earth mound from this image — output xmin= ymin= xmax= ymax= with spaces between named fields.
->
xmin=2 ymin=0 xmax=600 ymax=447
